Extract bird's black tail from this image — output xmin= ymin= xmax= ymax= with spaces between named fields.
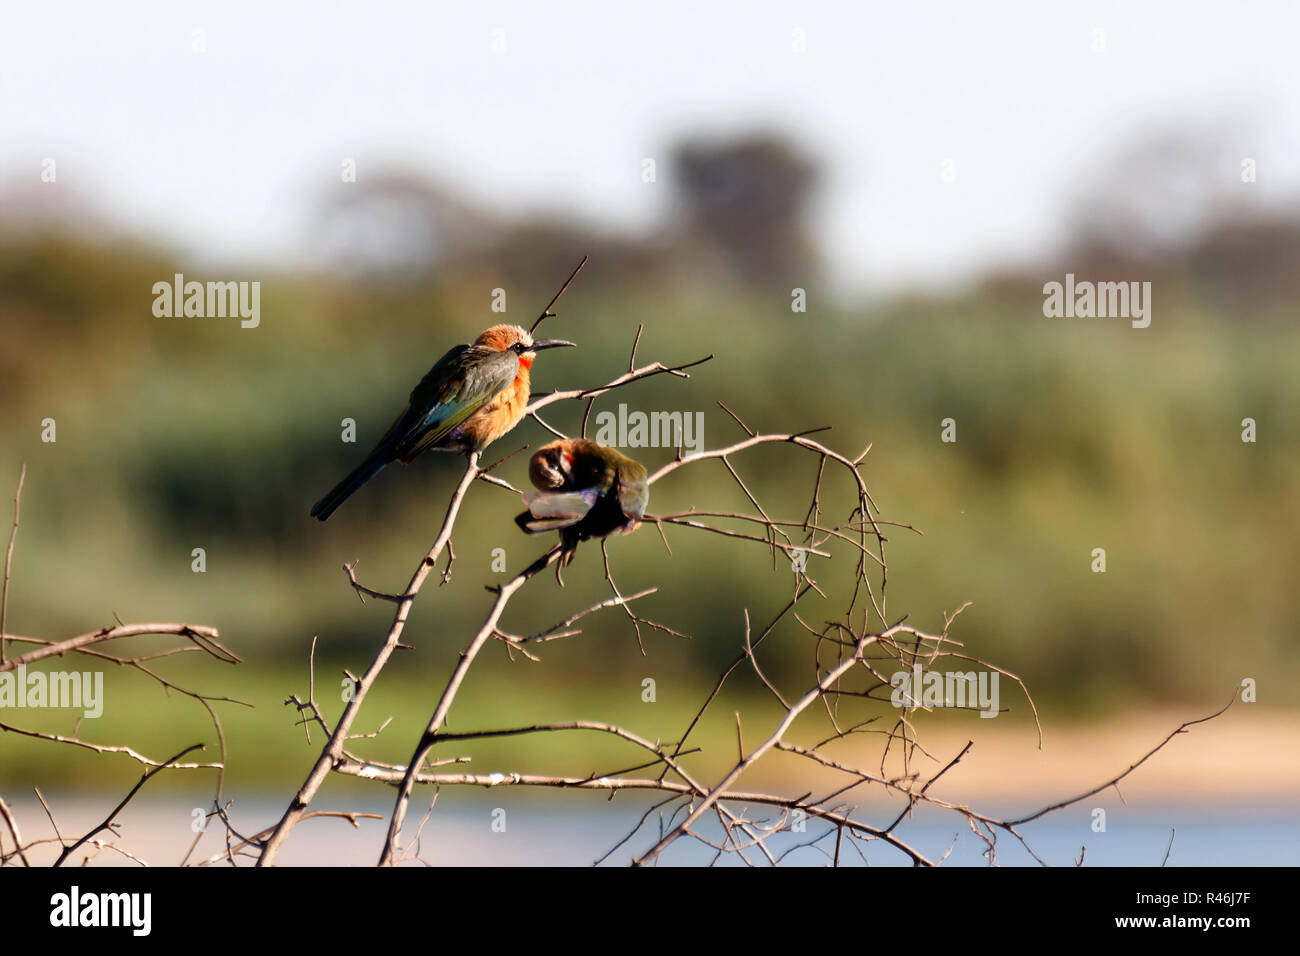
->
xmin=310 ymin=456 xmax=388 ymax=521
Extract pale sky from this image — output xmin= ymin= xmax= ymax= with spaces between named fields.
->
xmin=2 ymin=1 xmax=1298 ymax=295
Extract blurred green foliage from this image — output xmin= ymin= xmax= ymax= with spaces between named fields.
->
xmin=1 ymin=230 xmax=1297 ymax=788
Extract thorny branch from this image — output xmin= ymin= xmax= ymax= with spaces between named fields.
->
xmin=53 ymin=743 xmax=204 ymax=867
xmin=258 ymin=256 xmax=718 ymax=865
xmin=0 ymin=469 xmax=239 ymax=867
xmin=253 ymin=263 xmax=1230 ymax=868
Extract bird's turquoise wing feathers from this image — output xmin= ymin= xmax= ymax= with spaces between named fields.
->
xmin=309 ymin=344 xmax=519 ymax=520
xmin=391 ymin=345 xmax=519 ymax=462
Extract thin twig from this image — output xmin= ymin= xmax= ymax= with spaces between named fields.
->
xmin=53 ymin=743 xmax=203 ymax=866
xmin=529 ymin=255 xmax=588 ymax=334
xmin=1 ymin=464 xmax=27 ymax=665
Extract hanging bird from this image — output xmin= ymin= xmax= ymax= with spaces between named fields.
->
xmin=310 ymin=324 xmax=575 ymax=521
xmin=515 ymin=438 xmax=649 ymax=566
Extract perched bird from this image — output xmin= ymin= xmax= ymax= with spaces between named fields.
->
xmin=310 ymin=324 xmax=575 ymax=521
xmin=515 ymin=438 xmax=649 ymax=566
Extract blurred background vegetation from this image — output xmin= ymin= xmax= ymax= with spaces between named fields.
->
xmin=1 ymin=122 xmax=1297 ymax=796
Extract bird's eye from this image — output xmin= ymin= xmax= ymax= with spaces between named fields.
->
xmin=512 ymin=342 xmax=529 ymax=353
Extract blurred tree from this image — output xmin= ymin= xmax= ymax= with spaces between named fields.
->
xmin=1065 ymin=123 xmax=1245 ymax=259
xmin=462 ymin=216 xmax=676 ymax=292
xmin=1183 ymin=215 xmax=1300 ymax=313
xmin=1062 ymin=120 xmax=1300 ymax=315
xmin=671 ymin=132 xmax=822 ymax=285
xmin=310 ymin=170 xmax=499 ymax=279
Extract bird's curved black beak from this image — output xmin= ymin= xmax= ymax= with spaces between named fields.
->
xmin=531 ymin=338 xmax=577 ymax=351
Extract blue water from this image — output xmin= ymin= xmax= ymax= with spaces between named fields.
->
xmin=440 ymin=798 xmax=1300 ymax=867
xmin=253 ymin=793 xmax=1300 ymax=866
xmin=11 ymin=792 xmax=1297 ymax=866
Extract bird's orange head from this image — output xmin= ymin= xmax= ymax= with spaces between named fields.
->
xmin=474 ymin=324 xmax=576 ymax=371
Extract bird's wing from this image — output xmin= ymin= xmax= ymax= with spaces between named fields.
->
xmin=616 ymin=460 xmax=650 ymax=522
xmin=391 ymin=345 xmax=519 ymax=460
xmin=518 ymin=489 xmax=598 ymax=532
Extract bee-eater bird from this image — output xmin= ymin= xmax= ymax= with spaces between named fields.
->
xmin=514 ymin=438 xmax=649 ymax=565
xmin=310 ymin=324 xmax=575 ymax=521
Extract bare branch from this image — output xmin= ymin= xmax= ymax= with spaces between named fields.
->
xmin=0 ymin=622 xmax=231 ymax=673
xmin=257 ymin=453 xmax=483 ymax=865
xmin=529 ymin=255 xmax=588 ymax=334
xmin=0 ymin=463 xmax=24 ymax=665
xmin=53 ymin=743 xmax=204 ymax=866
